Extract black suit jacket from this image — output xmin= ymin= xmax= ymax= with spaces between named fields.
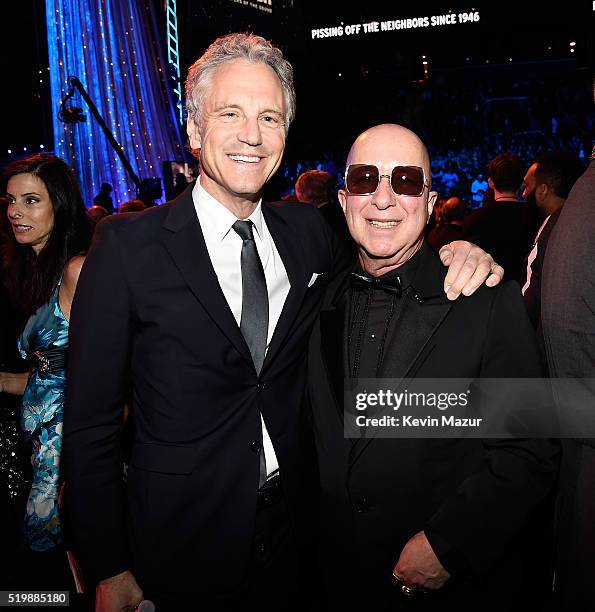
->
xmin=463 ymin=201 xmax=539 ymax=283
xmin=63 ymin=185 xmax=345 ymax=601
xmin=309 ymin=244 xmax=559 ymax=609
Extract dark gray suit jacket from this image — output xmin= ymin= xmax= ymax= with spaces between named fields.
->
xmin=542 ymin=159 xmax=595 ymax=607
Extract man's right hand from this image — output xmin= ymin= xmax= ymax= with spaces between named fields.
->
xmin=95 ymin=570 xmax=143 ymax=612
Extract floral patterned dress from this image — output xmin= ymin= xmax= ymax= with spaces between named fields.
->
xmin=18 ymin=273 xmax=68 ymax=552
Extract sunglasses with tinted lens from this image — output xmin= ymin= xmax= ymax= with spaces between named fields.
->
xmin=345 ymin=164 xmax=428 ymax=197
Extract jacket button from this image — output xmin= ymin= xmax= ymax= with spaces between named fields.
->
xmin=257 ymin=382 xmax=266 ymax=390
xmin=354 ymin=497 xmax=369 ymax=513
xmin=250 ymin=441 xmax=262 ymax=453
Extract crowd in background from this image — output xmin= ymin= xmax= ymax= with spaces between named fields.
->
xmin=0 ymin=51 xmax=593 ymax=609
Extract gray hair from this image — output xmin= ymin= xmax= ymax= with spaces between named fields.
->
xmin=185 ymin=33 xmax=296 ymax=132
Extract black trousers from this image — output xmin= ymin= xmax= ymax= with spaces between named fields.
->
xmin=150 ymin=482 xmax=316 ymax=612
xmin=238 ymin=484 xmax=305 ymax=611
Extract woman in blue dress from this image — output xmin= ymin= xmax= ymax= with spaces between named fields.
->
xmin=0 ymin=153 xmax=91 ymax=588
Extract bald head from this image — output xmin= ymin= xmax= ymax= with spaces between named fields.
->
xmin=346 ymin=124 xmax=432 ymax=188
xmin=339 ymin=123 xmax=437 ymax=277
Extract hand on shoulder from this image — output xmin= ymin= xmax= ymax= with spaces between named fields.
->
xmin=439 ymin=240 xmax=504 ymax=300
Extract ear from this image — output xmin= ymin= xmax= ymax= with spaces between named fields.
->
xmin=186 ymin=117 xmax=201 ymax=151
xmin=536 ymin=183 xmax=548 ymax=204
xmin=338 ymin=189 xmax=347 ymax=215
xmin=426 ymin=190 xmax=438 ymax=222
xmin=487 ymin=177 xmax=494 ymax=190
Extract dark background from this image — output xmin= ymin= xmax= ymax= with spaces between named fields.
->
xmin=2 ymin=1 xmax=593 ymax=167
xmin=177 ymin=0 xmax=593 ymax=166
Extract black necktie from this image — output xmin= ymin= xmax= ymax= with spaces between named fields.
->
xmin=232 ymin=220 xmax=268 ymax=488
xmin=350 ymin=272 xmax=403 ymax=297
xmin=233 ymin=220 xmax=269 ymax=373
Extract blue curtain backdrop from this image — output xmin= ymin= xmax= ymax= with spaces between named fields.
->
xmin=46 ymin=0 xmax=186 ymax=207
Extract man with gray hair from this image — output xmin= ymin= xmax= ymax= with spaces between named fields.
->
xmin=64 ymin=34 xmax=502 ymax=611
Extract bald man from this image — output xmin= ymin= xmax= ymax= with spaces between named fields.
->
xmin=309 ymin=124 xmax=559 ymax=610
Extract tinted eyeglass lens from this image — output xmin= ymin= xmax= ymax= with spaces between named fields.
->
xmin=346 ymin=165 xmax=425 ymax=196
xmin=391 ymin=166 xmax=425 ymax=196
xmin=346 ymin=165 xmax=379 ymax=194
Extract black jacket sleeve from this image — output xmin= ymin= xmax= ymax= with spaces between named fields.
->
xmin=63 ymin=217 xmax=133 ymax=584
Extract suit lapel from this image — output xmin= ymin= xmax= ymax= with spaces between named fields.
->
xmin=377 ymin=298 xmax=452 ymax=381
xmin=162 ymin=187 xmax=253 ymax=369
xmin=320 ymin=285 xmax=351 ymax=424
xmin=349 ymin=245 xmax=454 ymax=465
xmin=261 ymin=203 xmax=310 ymax=373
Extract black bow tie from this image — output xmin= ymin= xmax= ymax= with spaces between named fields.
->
xmin=350 ymin=272 xmax=403 ymax=297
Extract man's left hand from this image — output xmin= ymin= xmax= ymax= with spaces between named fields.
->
xmin=393 ymin=531 xmax=450 ymax=592
xmin=439 ymin=241 xmax=504 ymax=300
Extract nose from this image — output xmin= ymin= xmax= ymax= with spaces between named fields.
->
xmin=237 ymin=117 xmax=263 ymax=147
xmin=7 ymin=202 xmax=22 ymax=219
xmin=371 ymin=175 xmax=395 ymax=210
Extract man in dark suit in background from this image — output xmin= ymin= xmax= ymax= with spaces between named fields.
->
xmin=310 ymin=124 xmax=559 ymax=610
xmin=464 ymin=151 xmax=538 ymax=282
xmin=520 ymin=151 xmax=584 ymax=332
xmin=427 ymin=196 xmax=466 ymax=251
xmin=295 ymin=169 xmax=354 ymax=254
xmin=63 ymin=35 xmax=502 ymax=612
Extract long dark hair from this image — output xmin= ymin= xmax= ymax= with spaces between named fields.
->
xmin=1 ymin=154 xmax=92 ymax=318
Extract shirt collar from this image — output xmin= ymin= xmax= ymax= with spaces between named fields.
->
xmin=193 ymin=178 xmax=264 ymax=243
xmin=333 ymin=242 xmax=448 ymax=308
xmin=354 ymin=243 xmax=424 ymax=291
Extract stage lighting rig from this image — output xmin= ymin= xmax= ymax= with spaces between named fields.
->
xmin=58 ymin=79 xmax=87 ymax=124
xmin=57 ymin=76 xmax=141 ymax=190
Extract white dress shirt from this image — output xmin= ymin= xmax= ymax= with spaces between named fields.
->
xmin=522 ymin=215 xmax=551 ymax=296
xmin=192 ymin=179 xmax=290 ymax=478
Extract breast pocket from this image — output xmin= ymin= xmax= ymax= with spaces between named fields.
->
xmin=307 ymin=272 xmax=326 ymax=288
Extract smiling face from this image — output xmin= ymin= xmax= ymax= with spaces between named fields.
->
xmin=6 ymin=172 xmax=55 ymax=255
xmin=186 ymin=59 xmax=287 ymax=215
xmin=338 ymin=124 xmax=437 ymax=276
